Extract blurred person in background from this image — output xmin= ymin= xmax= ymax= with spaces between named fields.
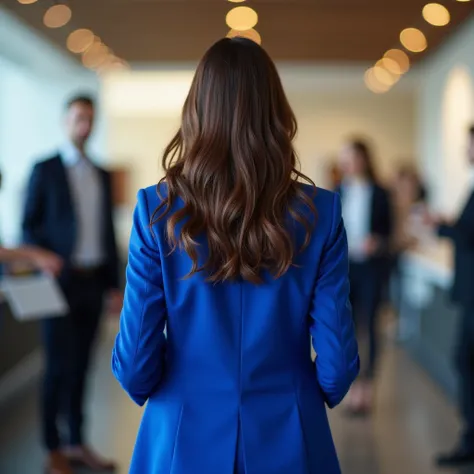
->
xmin=0 ymin=246 xmax=62 ymax=273
xmin=112 ymin=37 xmax=359 ymax=474
xmin=22 ymin=96 xmax=122 ymax=474
xmin=0 ymin=170 xmax=63 ymax=273
xmin=426 ymin=125 xmax=474 ymax=467
xmin=337 ymin=139 xmax=392 ymax=415
xmin=391 ymin=164 xmax=428 ymax=254
xmin=390 ymin=165 xmax=428 ymax=316
xmin=327 ymin=160 xmax=343 ymax=190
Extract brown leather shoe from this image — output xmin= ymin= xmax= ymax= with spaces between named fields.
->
xmin=45 ymin=451 xmax=73 ymax=474
xmin=62 ymin=445 xmax=116 ymax=471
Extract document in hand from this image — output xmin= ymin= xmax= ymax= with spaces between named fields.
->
xmin=0 ymin=274 xmax=69 ymax=321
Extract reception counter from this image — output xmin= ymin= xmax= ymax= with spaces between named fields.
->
xmin=398 ymin=240 xmax=459 ymax=398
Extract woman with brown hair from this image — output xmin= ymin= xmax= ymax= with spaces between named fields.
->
xmin=112 ymin=38 xmax=358 ymax=474
xmin=337 ymin=140 xmax=393 ymax=415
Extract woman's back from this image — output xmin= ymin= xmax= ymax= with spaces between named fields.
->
xmin=112 ymin=37 xmax=358 ymax=474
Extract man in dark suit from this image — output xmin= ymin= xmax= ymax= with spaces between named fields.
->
xmin=23 ymin=95 xmax=122 ymax=474
xmin=433 ymin=125 xmax=474 ymax=467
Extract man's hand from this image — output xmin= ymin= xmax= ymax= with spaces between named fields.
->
xmin=362 ymin=235 xmax=381 ymax=257
xmin=28 ymin=248 xmax=63 ymax=276
xmin=423 ymin=210 xmax=448 ymax=229
xmin=106 ymin=289 xmax=123 ymax=317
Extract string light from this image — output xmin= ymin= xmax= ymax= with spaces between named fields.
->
xmin=400 ymin=27 xmax=428 ymax=53
xmin=67 ymin=29 xmax=95 ymax=54
xmin=82 ymin=41 xmax=109 ymax=69
xmin=384 ymin=49 xmax=410 ymax=74
xmin=227 ymin=28 xmax=262 ymax=45
xmin=422 ymin=3 xmax=450 ymax=26
xmin=226 ymin=6 xmax=258 ymax=31
xmin=364 ymin=68 xmax=391 ymax=94
xmin=44 ymin=4 xmax=72 ymax=29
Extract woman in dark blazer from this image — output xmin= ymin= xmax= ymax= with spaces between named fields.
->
xmin=112 ymin=38 xmax=359 ymax=474
xmin=338 ymin=140 xmax=392 ymax=415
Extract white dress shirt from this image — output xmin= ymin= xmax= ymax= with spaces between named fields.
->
xmin=61 ymin=142 xmax=105 ymax=268
xmin=341 ymin=180 xmax=373 ymax=262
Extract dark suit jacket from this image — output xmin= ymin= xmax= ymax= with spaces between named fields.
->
xmin=438 ymin=190 xmax=474 ymax=307
xmin=337 ymin=183 xmax=393 ymax=261
xmin=22 ymin=154 xmax=119 ymax=289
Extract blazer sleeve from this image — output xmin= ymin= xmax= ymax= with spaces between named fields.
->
xmin=438 ymin=191 xmax=474 ymax=246
xmin=111 ymin=189 xmax=167 ymax=406
xmin=22 ymin=163 xmax=46 ymax=246
xmin=309 ymin=193 xmax=359 ymax=408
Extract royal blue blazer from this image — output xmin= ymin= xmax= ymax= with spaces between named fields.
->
xmin=112 ymin=184 xmax=359 ymax=474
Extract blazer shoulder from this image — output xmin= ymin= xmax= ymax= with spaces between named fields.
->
xmin=136 ymin=185 xmax=168 ymax=224
xmin=34 ymin=154 xmax=62 ymax=170
xmin=296 ymin=183 xmax=339 ymax=236
xmin=299 ymin=184 xmax=338 ymax=217
xmin=297 ymin=182 xmax=336 ymax=205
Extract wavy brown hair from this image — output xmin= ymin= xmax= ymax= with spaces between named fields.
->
xmin=152 ymin=38 xmax=316 ymax=283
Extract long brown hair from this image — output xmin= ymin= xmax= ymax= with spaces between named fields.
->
xmin=152 ymin=38 xmax=316 ymax=283
xmin=348 ymin=139 xmax=378 ymax=183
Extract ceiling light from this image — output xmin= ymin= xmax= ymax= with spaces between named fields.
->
xmin=67 ymin=29 xmax=94 ymax=54
xmin=364 ymin=68 xmax=391 ymax=94
xmin=380 ymin=57 xmax=402 ymax=75
xmin=82 ymin=42 xmax=110 ymax=69
xmin=228 ymin=0 xmax=247 ymax=2
xmin=400 ymin=28 xmax=427 ymax=53
xmin=456 ymin=0 xmax=471 ymax=2
xmin=374 ymin=60 xmax=401 ymax=83
xmin=373 ymin=64 xmax=398 ymax=86
xmin=226 ymin=7 xmax=258 ymax=31
xmin=43 ymin=4 xmax=72 ymax=29
xmin=422 ymin=3 xmax=450 ymax=26
xmin=384 ymin=49 xmax=410 ymax=74
xmin=17 ymin=0 xmax=38 ymax=4
xmin=227 ymin=28 xmax=262 ymax=45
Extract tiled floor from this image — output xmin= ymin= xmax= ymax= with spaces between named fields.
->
xmin=0 ymin=323 xmax=469 ymax=474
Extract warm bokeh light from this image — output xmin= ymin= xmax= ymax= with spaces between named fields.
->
xmin=380 ymin=57 xmax=402 ymax=75
xmin=17 ymin=0 xmax=38 ymax=4
xmin=384 ymin=49 xmax=410 ymax=74
xmin=227 ymin=28 xmax=262 ymax=45
xmin=364 ymin=68 xmax=391 ymax=94
xmin=97 ymin=56 xmax=130 ymax=75
xmin=422 ymin=3 xmax=450 ymax=26
xmin=373 ymin=64 xmax=398 ymax=86
xmin=375 ymin=60 xmax=401 ymax=83
xmin=82 ymin=42 xmax=110 ymax=69
xmin=456 ymin=0 xmax=471 ymax=2
xmin=67 ymin=29 xmax=95 ymax=54
xmin=43 ymin=4 xmax=72 ymax=29
xmin=226 ymin=7 xmax=258 ymax=31
xmin=228 ymin=0 xmax=247 ymax=2
xmin=400 ymin=27 xmax=427 ymax=53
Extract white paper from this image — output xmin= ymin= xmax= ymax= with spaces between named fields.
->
xmin=0 ymin=274 xmax=69 ymax=321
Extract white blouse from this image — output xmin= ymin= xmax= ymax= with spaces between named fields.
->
xmin=341 ymin=181 xmax=373 ymax=262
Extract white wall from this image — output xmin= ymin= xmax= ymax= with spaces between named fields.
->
xmin=417 ymin=15 xmax=474 ymax=215
xmin=103 ymin=66 xmax=417 ymax=208
xmin=0 ymin=6 xmax=104 ymax=245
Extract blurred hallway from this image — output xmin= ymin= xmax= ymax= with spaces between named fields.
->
xmin=0 ymin=324 xmax=467 ymax=474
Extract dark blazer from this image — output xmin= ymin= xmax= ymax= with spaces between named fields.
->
xmin=337 ymin=183 xmax=393 ymax=259
xmin=438 ymin=190 xmax=474 ymax=307
xmin=22 ymin=154 xmax=119 ymax=289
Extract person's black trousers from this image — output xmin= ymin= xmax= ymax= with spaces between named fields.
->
xmin=456 ymin=305 xmax=474 ymax=450
xmin=41 ymin=269 xmax=106 ymax=451
xmin=349 ymin=260 xmax=385 ymax=379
